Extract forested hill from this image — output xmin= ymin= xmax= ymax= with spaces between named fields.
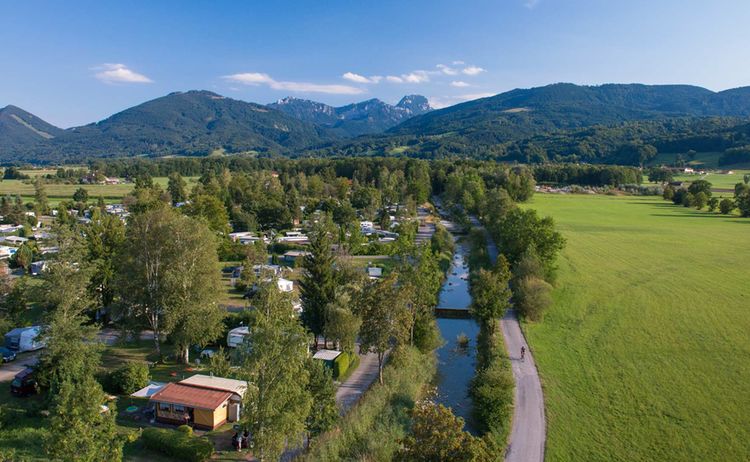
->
xmin=268 ymin=94 xmax=432 ymax=137
xmin=2 ymin=91 xmax=332 ymax=163
xmin=389 ymin=83 xmax=750 ymax=139
xmin=5 ymin=83 xmax=750 ymax=165
xmin=0 ymin=105 xmax=64 ymax=152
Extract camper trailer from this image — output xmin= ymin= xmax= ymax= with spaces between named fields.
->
xmin=227 ymin=326 xmax=250 ymax=348
xmin=4 ymin=326 xmax=45 ymax=352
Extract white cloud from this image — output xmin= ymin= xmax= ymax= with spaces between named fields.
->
xmin=93 ymin=63 xmax=152 ymax=84
xmin=386 ymin=75 xmax=404 ymax=83
xmin=342 ymin=72 xmax=382 ymax=84
xmin=402 ymin=71 xmax=430 ymax=83
xmin=223 ymin=72 xmax=364 ymax=95
xmin=462 ymin=65 xmax=486 ymax=76
xmin=524 ymin=0 xmax=540 ymax=9
xmin=428 ymin=92 xmax=495 ymax=109
xmin=452 ymin=60 xmax=465 ymax=65
xmin=451 ymin=81 xmax=471 ymax=88
xmin=437 ymin=64 xmax=458 ymax=76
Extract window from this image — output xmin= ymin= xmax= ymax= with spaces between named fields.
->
xmin=173 ymin=404 xmax=185 ymax=412
xmin=159 ymin=403 xmax=171 ymax=412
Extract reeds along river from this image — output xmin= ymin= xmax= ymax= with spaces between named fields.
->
xmin=433 ymin=238 xmax=479 ymax=433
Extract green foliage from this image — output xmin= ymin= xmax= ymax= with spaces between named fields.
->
xmin=72 ymin=187 xmax=88 ymax=203
xmin=719 ymin=197 xmax=735 ymax=214
xmin=513 ymin=276 xmax=553 ymax=321
xmin=303 ymin=347 xmax=436 ymax=462
xmin=491 ymin=207 xmax=565 ymax=268
xmin=110 ymin=361 xmax=150 ymax=395
xmin=141 ymin=427 xmax=213 ymax=462
xmin=300 ymin=220 xmax=337 ymax=338
xmin=355 ymin=274 xmax=410 ymax=384
xmin=238 ymin=284 xmax=311 ymax=462
xmin=116 ymin=207 xmax=224 ymax=361
xmin=305 ymin=358 xmax=339 ymax=437
xmin=397 ymin=402 xmax=487 ymax=462
xmin=167 ymin=171 xmax=187 ymax=205
xmin=470 ymin=257 xmax=512 ymax=328
xmin=332 ymin=351 xmax=358 ymax=379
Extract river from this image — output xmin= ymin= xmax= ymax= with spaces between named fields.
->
xmin=433 ymin=238 xmax=480 ymax=433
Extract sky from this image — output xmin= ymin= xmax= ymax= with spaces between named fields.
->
xmin=2 ymin=0 xmax=750 ymax=127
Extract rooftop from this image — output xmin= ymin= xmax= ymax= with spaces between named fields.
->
xmin=149 ymin=382 xmax=233 ymax=410
xmin=179 ymin=374 xmax=248 ymax=397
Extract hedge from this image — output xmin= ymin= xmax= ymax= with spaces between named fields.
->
xmin=142 ymin=427 xmax=214 ymax=462
xmin=333 ymin=351 xmax=359 ymax=379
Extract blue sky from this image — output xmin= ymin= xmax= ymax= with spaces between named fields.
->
xmin=2 ymin=0 xmax=750 ymax=127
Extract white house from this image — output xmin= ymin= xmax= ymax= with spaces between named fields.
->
xmin=0 ymin=225 xmax=23 ymax=235
xmin=229 ymin=231 xmax=267 ymax=245
xmin=276 ymin=231 xmax=309 ymax=245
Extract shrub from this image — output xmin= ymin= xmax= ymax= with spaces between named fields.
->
xmin=514 ymin=276 xmax=553 ymax=322
xmin=333 ymin=351 xmax=359 ymax=379
xmin=111 ymin=361 xmax=150 ymax=395
xmin=719 ymin=198 xmax=735 ymax=215
xmin=142 ymin=428 xmax=213 ymax=462
xmin=177 ymin=425 xmax=193 ymax=436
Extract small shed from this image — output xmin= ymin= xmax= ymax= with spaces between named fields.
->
xmin=366 ymin=266 xmax=383 ymax=279
xmin=313 ymin=349 xmax=342 ymax=369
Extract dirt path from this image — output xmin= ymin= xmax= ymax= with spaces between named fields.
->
xmin=335 ymin=351 xmax=380 ymax=413
xmin=500 ymin=310 xmax=546 ymax=462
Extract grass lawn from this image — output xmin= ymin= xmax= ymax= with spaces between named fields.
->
xmin=521 ymin=194 xmax=750 ymax=461
xmin=0 ymin=176 xmax=200 ymax=206
xmin=101 ymin=339 xmax=209 ymax=383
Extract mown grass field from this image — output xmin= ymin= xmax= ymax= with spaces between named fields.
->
xmin=522 ymin=194 xmax=750 ymax=461
xmin=0 ymin=177 xmax=199 ymax=205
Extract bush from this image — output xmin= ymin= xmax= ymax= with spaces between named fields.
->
xmin=514 ymin=276 xmax=553 ymax=322
xmin=111 ymin=361 xmax=150 ymax=395
xmin=333 ymin=351 xmax=359 ymax=379
xmin=142 ymin=427 xmax=214 ymax=462
xmin=177 ymin=424 xmax=193 ymax=436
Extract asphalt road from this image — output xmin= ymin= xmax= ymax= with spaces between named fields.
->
xmin=0 ymin=351 xmax=40 ymax=382
xmin=501 ymin=310 xmax=546 ymax=462
xmin=335 ymin=351 xmax=380 ymax=414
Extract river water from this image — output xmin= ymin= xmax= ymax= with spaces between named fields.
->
xmin=433 ymin=239 xmax=480 ymax=433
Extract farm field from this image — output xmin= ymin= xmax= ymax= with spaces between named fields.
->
xmin=522 ymin=194 xmax=750 ymax=461
xmin=0 ymin=176 xmax=200 ymax=205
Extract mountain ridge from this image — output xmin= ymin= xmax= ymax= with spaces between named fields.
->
xmin=268 ymin=94 xmax=432 ymax=137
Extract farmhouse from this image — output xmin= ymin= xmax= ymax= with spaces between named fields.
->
xmin=149 ymin=374 xmax=247 ymax=430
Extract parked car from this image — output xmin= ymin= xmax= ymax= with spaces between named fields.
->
xmin=10 ymin=368 xmax=37 ymax=397
xmin=0 ymin=347 xmax=16 ymax=362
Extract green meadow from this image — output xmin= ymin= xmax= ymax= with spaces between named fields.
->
xmin=0 ymin=177 xmax=200 ymax=205
xmin=522 ymin=194 xmax=750 ymax=461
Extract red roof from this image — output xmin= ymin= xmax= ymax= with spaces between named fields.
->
xmin=150 ymin=383 xmax=232 ymax=410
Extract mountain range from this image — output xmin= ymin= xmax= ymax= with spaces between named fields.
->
xmin=268 ymin=94 xmax=431 ymax=137
xmin=3 ymin=83 xmax=750 ymax=164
